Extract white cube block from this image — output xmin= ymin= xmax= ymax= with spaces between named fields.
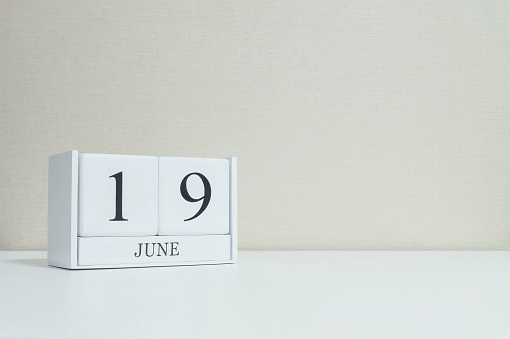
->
xmin=158 ymin=157 xmax=230 ymax=235
xmin=78 ymin=153 xmax=158 ymax=237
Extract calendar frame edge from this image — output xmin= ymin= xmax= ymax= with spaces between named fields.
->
xmin=48 ymin=150 xmax=79 ymax=269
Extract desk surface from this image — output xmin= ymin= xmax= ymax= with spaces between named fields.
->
xmin=0 ymin=251 xmax=509 ymax=339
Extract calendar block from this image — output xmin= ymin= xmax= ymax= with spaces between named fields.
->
xmin=78 ymin=153 xmax=159 ymax=237
xmin=78 ymin=235 xmax=230 ymax=266
xmin=158 ymin=157 xmax=230 ymax=235
xmin=47 ymin=150 xmax=237 ymax=269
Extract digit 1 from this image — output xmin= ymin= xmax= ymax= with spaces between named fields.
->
xmin=180 ymin=172 xmax=211 ymax=221
xmin=109 ymin=171 xmax=128 ymax=221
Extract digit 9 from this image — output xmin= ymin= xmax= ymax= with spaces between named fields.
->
xmin=180 ymin=172 xmax=211 ymax=221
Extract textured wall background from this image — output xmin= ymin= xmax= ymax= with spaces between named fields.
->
xmin=1 ymin=1 xmax=509 ymax=250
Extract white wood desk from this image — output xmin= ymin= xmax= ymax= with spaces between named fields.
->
xmin=0 ymin=251 xmax=509 ymax=339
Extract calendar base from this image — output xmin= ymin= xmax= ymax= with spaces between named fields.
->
xmin=78 ymin=235 xmax=231 ymax=266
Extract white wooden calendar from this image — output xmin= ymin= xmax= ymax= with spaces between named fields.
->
xmin=47 ymin=150 xmax=237 ymax=269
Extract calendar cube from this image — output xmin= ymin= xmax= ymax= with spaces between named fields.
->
xmin=78 ymin=153 xmax=158 ymax=237
xmin=158 ymin=157 xmax=230 ymax=235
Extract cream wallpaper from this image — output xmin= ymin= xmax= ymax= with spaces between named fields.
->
xmin=1 ymin=1 xmax=509 ymax=250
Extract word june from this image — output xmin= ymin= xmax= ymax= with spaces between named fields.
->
xmin=134 ymin=242 xmax=179 ymax=258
